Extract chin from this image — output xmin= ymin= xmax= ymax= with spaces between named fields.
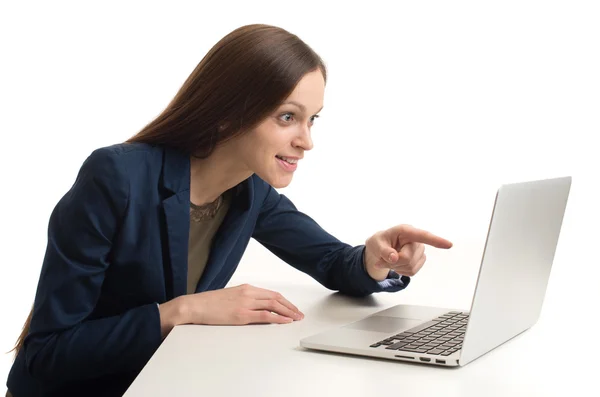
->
xmin=263 ymin=173 xmax=293 ymax=189
xmin=256 ymin=166 xmax=294 ymax=188
xmin=270 ymin=178 xmax=293 ymax=189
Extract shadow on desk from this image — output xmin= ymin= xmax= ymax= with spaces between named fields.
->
xmin=301 ymin=291 xmax=381 ymax=321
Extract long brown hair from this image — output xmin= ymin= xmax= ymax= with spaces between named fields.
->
xmin=127 ymin=23 xmax=327 ymax=157
xmin=9 ymin=304 xmax=33 ymax=357
xmin=10 ymin=24 xmax=326 ymax=358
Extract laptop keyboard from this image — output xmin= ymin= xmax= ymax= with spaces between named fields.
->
xmin=369 ymin=311 xmax=468 ymax=356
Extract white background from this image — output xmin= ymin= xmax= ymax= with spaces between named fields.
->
xmin=1 ymin=0 xmax=598 ymax=392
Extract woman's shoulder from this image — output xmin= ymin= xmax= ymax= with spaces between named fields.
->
xmin=76 ymin=142 xmax=166 ymax=190
xmin=83 ymin=142 xmax=164 ymax=171
xmin=90 ymin=142 xmax=162 ymax=160
xmin=70 ymin=143 xmax=169 ymax=206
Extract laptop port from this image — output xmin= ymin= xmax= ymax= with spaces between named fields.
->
xmin=419 ymin=357 xmax=431 ymax=362
xmin=435 ymin=359 xmax=446 ymax=364
xmin=395 ymin=355 xmax=414 ymax=360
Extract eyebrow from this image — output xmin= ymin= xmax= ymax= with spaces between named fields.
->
xmin=282 ymin=101 xmax=324 ymax=114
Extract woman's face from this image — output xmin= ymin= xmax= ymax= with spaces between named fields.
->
xmin=234 ymin=70 xmax=325 ymax=188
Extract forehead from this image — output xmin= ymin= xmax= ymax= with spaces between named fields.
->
xmin=284 ymin=70 xmax=325 ymax=112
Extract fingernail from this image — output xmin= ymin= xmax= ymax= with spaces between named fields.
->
xmin=388 ymin=253 xmax=394 ymax=262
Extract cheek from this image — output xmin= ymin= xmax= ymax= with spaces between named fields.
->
xmin=258 ymin=127 xmax=288 ymax=154
xmin=237 ymin=129 xmax=270 ymax=159
xmin=245 ymin=122 xmax=292 ymax=171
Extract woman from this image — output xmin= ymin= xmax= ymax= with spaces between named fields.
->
xmin=6 ymin=24 xmax=452 ymax=396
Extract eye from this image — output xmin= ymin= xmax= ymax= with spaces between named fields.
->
xmin=279 ymin=112 xmax=294 ymax=123
xmin=278 ymin=112 xmax=320 ymax=125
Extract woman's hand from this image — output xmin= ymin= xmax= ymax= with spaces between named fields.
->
xmin=159 ymin=284 xmax=304 ymax=337
xmin=364 ymin=224 xmax=453 ymax=281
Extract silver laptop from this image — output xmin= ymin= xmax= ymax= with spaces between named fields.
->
xmin=300 ymin=176 xmax=571 ymax=367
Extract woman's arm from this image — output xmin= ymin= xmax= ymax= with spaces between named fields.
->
xmin=24 ymin=147 xmax=162 ymax=383
xmin=251 ymin=182 xmax=409 ymax=297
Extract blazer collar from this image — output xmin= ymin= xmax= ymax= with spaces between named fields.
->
xmin=161 ymin=146 xmax=250 ymax=209
xmin=161 ymin=146 xmax=191 ymax=195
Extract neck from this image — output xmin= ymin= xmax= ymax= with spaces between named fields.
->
xmin=189 ymin=144 xmax=252 ymax=206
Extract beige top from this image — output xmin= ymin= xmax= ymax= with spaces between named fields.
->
xmin=186 ymin=190 xmax=232 ymax=294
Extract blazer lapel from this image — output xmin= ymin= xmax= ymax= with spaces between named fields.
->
xmin=161 ymin=147 xmax=191 ymax=299
xmin=159 ymin=146 xmax=256 ymax=296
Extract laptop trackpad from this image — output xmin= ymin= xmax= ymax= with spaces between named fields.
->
xmin=344 ymin=316 xmax=423 ymax=333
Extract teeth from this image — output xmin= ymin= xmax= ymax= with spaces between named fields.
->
xmin=277 ymin=156 xmax=298 ymax=164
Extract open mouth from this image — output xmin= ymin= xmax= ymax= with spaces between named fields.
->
xmin=275 ymin=155 xmax=298 ymax=165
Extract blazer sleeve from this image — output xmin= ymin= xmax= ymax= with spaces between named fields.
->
xmin=23 ymin=147 xmax=162 ymax=383
xmin=252 ymin=184 xmax=410 ymax=297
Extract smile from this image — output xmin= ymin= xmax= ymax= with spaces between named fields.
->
xmin=275 ymin=155 xmax=299 ymax=172
xmin=275 ymin=155 xmax=298 ymax=164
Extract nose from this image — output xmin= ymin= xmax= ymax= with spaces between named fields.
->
xmin=292 ymin=125 xmax=314 ymax=151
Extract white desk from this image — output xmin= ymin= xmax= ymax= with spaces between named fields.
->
xmin=123 ymin=272 xmax=595 ymax=397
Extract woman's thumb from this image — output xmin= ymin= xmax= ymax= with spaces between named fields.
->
xmin=382 ymin=246 xmax=399 ymax=264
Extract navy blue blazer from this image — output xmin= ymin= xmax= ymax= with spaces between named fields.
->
xmin=7 ymin=143 xmax=409 ymax=396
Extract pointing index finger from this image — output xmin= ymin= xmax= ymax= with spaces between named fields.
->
xmin=389 ymin=225 xmax=453 ymax=249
